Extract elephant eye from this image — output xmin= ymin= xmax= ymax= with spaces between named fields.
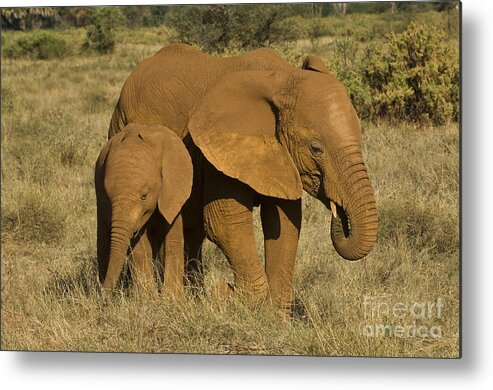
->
xmin=140 ymin=191 xmax=149 ymax=201
xmin=309 ymin=140 xmax=324 ymax=157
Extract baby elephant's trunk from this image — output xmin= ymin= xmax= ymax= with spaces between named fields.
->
xmin=102 ymin=207 xmax=135 ymax=294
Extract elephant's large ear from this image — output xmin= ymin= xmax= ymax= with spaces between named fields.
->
xmin=188 ymin=70 xmax=302 ymax=200
xmin=302 ymin=55 xmax=330 ymax=74
xmin=139 ymin=125 xmax=193 ymax=224
xmin=94 ymin=130 xmax=127 ymax=193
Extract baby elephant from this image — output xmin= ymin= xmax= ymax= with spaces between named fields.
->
xmin=95 ymin=123 xmax=193 ymax=296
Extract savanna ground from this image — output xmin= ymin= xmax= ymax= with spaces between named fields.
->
xmin=1 ymin=10 xmax=459 ymax=357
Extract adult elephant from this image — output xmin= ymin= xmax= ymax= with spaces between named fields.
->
xmin=108 ymin=44 xmax=378 ymax=313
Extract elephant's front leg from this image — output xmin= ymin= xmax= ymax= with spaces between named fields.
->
xmin=203 ymin=166 xmax=268 ymax=301
xmin=261 ymin=198 xmax=302 ymax=315
xmin=163 ymin=214 xmax=185 ymax=297
xmin=130 ymin=232 xmax=157 ymax=295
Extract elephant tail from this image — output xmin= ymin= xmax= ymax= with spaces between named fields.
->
xmin=108 ymin=99 xmax=127 ymax=139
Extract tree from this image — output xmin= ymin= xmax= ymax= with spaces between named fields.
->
xmin=58 ymin=7 xmax=90 ymax=27
xmin=333 ymin=3 xmax=347 ymax=16
xmin=309 ymin=3 xmax=323 ymax=17
xmin=165 ymin=4 xmax=304 ymax=53
xmin=82 ymin=7 xmax=123 ymax=54
xmin=121 ymin=6 xmax=150 ymax=28
xmin=145 ymin=6 xmax=169 ymax=26
xmin=1 ymin=8 xmax=58 ymax=30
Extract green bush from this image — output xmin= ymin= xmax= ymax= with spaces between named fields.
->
xmin=269 ymin=42 xmax=306 ymax=67
xmin=269 ymin=16 xmax=309 ymax=43
xmin=165 ymin=4 xmax=306 ymax=53
xmin=3 ymin=31 xmax=70 ymax=60
xmin=332 ymin=22 xmax=459 ymax=125
xmin=121 ymin=6 xmax=148 ymax=28
xmin=82 ymin=7 xmax=123 ymax=54
xmin=144 ymin=6 xmax=169 ymax=27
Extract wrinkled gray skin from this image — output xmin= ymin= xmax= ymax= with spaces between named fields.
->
xmin=95 ymin=123 xmax=192 ymax=296
xmin=108 ymin=44 xmax=378 ymax=314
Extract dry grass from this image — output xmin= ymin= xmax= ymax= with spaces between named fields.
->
xmin=1 ymin=28 xmax=459 ymax=357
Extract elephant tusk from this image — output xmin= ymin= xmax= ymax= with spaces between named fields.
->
xmin=330 ymin=200 xmax=338 ymax=220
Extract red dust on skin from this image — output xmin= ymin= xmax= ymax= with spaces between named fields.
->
xmin=107 ymin=44 xmax=377 ymax=314
xmin=95 ymin=124 xmax=193 ymax=296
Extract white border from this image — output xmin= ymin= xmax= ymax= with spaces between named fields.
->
xmin=2 ymin=1 xmax=492 ymax=389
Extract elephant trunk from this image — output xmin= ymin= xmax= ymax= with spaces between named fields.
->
xmin=327 ymin=148 xmax=378 ymax=260
xmin=101 ymin=206 xmax=136 ymax=294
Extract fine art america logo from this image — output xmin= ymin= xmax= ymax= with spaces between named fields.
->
xmin=362 ymin=295 xmax=444 ymax=339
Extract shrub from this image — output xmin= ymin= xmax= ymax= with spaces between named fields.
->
xmin=165 ymin=4 xmax=306 ymax=53
xmin=144 ymin=6 xmax=169 ymax=27
xmin=269 ymin=42 xmax=306 ymax=67
xmin=121 ymin=6 xmax=149 ymax=28
xmin=306 ymin=18 xmax=332 ymax=44
xmin=361 ymin=22 xmax=458 ymax=124
xmin=269 ymin=16 xmax=309 ymax=43
xmin=331 ymin=22 xmax=459 ymax=125
xmin=3 ymin=31 xmax=70 ymax=60
xmin=82 ymin=7 xmax=123 ymax=54
xmin=165 ymin=5 xmax=231 ymax=52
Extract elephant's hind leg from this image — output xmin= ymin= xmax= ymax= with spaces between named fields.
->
xmin=184 ymin=226 xmax=206 ymax=293
xmin=203 ymin=166 xmax=268 ymax=302
xmin=261 ymin=198 xmax=302 ymax=315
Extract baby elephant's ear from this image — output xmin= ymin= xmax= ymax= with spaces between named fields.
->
xmin=139 ymin=125 xmax=193 ymax=224
xmin=302 ymin=55 xmax=330 ymax=74
xmin=94 ymin=130 xmax=127 ymax=190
